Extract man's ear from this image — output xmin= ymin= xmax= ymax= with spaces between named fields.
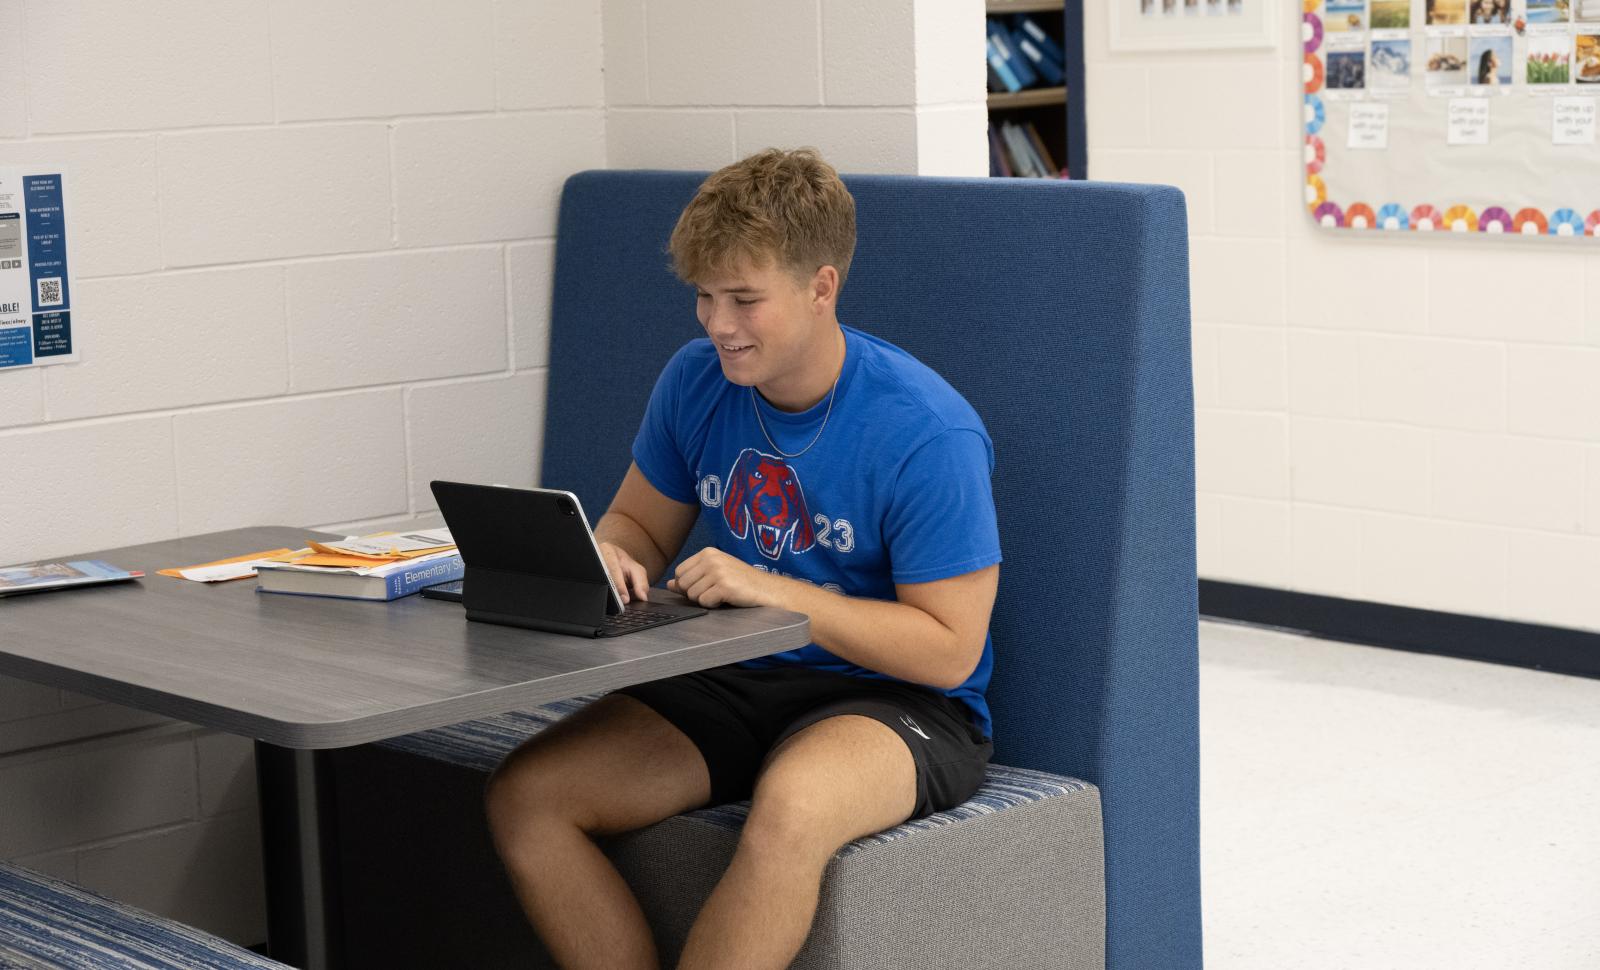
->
xmin=810 ymin=265 xmax=840 ymax=311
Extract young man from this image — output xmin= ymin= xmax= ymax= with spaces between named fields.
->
xmin=484 ymin=148 xmax=1002 ymax=970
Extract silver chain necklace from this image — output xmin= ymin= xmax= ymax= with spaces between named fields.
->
xmin=751 ymin=353 xmax=842 ymax=460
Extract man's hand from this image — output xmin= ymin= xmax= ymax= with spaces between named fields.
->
xmin=597 ymin=541 xmax=651 ymax=605
xmin=666 ymin=547 xmax=777 ymax=608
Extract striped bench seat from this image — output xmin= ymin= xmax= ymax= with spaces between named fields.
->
xmin=347 ymin=692 xmax=1108 ymax=969
xmin=0 ymin=862 xmax=284 ymax=970
xmin=379 ymin=693 xmax=1096 ymax=852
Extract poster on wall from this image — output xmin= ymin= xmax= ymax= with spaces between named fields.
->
xmin=0 ymin=168 xmax=77 ymax=370
xmin=1303 ymin=0 xmax=1600 ymax=237
xmin=1110 ymin=0 xmax=1277 ymax=50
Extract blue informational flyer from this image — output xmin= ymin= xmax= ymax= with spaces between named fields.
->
xmin=0 ymin=168 xmax=77 ymax=371
xmin=0 ymin=560 xmax=142 ymax=597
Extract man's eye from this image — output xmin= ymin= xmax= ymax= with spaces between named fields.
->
xmin=735 ymin=298 xmax=758 ymax=306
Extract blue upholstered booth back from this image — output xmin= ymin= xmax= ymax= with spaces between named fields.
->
xmin=542 ymin=171 xmax=1200 ymax=970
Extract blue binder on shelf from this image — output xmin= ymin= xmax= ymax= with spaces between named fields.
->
xmin=1012 ymin=28 xmax=1065 ymax=86
xmin=986 ymin=58 xmax=1010 ymax=94
xmin=986 ymin=35 xmax=1025 ymax=93
xmin=986 ymin=18 xmax=1037 ymax=90
xmin=1011 ymin=14 xmax=1068 ymax=70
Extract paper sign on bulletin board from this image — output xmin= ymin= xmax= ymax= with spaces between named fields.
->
xmin=0 ymin=168 xmax=77 ymax=369
xmin=1303 ymin=0 xmax=1600 ymax=237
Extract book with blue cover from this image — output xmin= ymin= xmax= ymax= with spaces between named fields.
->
xmin=1013 ymin=29 xmax=1065 ymax=86
xmin=986 ymin=19 xmax=1038 ymax=90
xmin=987 ymin=57 xmax=1010 ymax=94
xmin=255 ymin=549 xmax=465 ymax=601
xmin=1011 ymin=14 xmax=1068 ymax=69
xmin=986 ymin=35 xmax=1024 ymax=92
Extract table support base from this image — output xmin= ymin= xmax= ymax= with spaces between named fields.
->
xmin=255 ymin=743 xmax=344 ymax=970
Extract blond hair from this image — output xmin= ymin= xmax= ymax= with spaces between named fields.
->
xmin=668 ymin=147 xmax=856 ymax=288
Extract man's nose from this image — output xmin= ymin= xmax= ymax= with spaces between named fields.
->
xmin=703 ymin=299 xmax=731 ymax=334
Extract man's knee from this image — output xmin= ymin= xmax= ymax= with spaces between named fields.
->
xmin=739 ymin=715 xmax=917 ymax=862
xmin=485 ymin=694 xmax=713 ymax=840
xmin=485 ymin=739 xmax=586 ymax=835
xmin=740 ymin=781 xmax=839 ymax=865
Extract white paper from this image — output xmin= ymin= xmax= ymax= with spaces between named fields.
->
xmin=261 ymin=547 xmax=461 ymax=578
xmin=1447 ymin=99 xmax=1489 ymax=145
xmin=178 ymin=559 xmax=281 ymax=583
xmin=1553 ymin=97 xmax=1597 ymax=146
xmin=1348 ymin=103 xmax=1390 ymax=150
xmin=323 ymin=528 xmax=454 ymax=558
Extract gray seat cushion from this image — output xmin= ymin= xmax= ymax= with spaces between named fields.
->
xmin=0 ymin=862 xmax=286 ymax=970
xmin=378 ymin=693 xmax=1107 ymax=969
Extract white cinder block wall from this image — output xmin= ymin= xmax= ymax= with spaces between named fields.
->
xmin=1085 ymin=5 xmax=1600 ymax=635
xmin=602 ymin=0 xmax=987 ymax=175
xmin=0 ymin=0 xmax=603 ymax=945
xmin=1 ymin=0 xmax=983 ymax=945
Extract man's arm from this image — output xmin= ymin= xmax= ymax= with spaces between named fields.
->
xmin=790 ymin=566 xmax=1000 ymax=691
xmin=667 ymin=556 xmax=1000 ymax=691
xmin=593 ymin=462 xmax=699 ymax=603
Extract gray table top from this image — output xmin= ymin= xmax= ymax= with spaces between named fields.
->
xmin=0 ymin=527 xmax=810 ymax=749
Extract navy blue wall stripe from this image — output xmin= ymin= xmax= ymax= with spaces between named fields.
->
xmin=1200 ymin=580 xmax=1600 ymax=680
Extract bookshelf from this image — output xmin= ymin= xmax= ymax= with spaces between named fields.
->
xmin=985 ymin=0 xmax=1086 ymax=180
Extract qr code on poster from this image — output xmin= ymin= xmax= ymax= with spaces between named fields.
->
xmin=37 ymin=277 xmax=63 ymax=307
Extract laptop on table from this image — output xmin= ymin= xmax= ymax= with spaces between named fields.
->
xmin=424 ymin=481 xmax=707 ymax=638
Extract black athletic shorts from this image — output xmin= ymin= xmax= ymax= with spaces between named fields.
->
xmin=612 ymin=664 xmax=994 ymax=819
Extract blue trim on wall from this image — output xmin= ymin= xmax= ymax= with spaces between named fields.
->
xmin=1200 ymin=580 xmax=1600 ymax=680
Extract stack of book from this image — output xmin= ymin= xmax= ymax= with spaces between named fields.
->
xmin=255 ymin=528 xmax=463 ymax=601
xmin=986 ymin=14 xmax=1067 ymax=93
xmin=990 ymin=121 xmax=1067 ymax=179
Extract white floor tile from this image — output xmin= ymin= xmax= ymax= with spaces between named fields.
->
xmin=1201 ymin=619 xmax=1600 ymax=968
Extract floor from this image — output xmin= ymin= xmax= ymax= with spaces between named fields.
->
xmin=1200 ymin=619 xmax=1600 ymax=969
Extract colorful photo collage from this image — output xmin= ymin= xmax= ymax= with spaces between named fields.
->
xmin=1306 ymin=0 xmax=1600 ymax=97
xmin=1139 ymin=0 xmax=1244 ymax=16
xmin=1303 ymin=0 xmax=1600 ymax=238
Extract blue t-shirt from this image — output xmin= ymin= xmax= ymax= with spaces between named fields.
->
xmin=631 ymin=324 xmax=1002 ymax=738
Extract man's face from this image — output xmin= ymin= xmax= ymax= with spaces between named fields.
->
xmin=694 ymin=257 xmax=823 ymax=392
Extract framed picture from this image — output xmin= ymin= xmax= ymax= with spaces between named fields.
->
xmin=1109 ymin=0 xmax=1277 ymax=51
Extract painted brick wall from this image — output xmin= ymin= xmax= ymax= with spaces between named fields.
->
xmin=1086 ymin=4 xmax=1600 ymax=636
xmin=0 ymin=0 xmax=602 ymax=945
xmin=602 ymin=0 xmax=987 ymax=176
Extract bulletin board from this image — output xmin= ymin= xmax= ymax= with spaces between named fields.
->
xmin=1303 ymin=0 xmax=1600 ymax=237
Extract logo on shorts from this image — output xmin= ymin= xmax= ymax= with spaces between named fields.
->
xmin=899 ymin=714 xmax=931 ymax=741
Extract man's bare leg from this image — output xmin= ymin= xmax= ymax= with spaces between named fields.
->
xmin=485 ymin=694 xmax=713 ymax=970
xmin=675 ymin=714 xmax=917 ymax=970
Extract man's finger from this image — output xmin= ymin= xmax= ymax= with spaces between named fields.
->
xmin=607 ymin=555 xmax=631 ymax=604
xmin=684 ymin=576 xmax=712 ymax=605
xmin=669 ymin=564 xmax=692 ymax=593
